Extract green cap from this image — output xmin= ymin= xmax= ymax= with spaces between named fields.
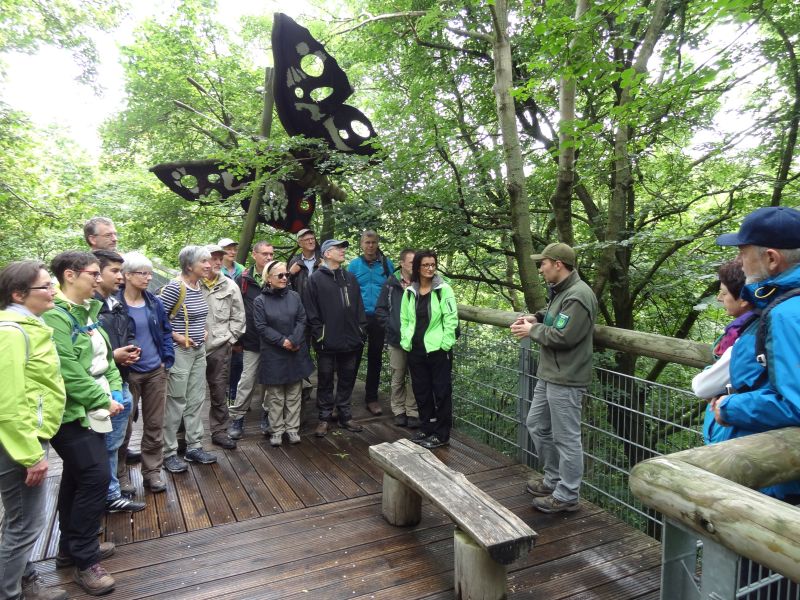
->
xmin=531 ymin=242 xmax=576 ymax=267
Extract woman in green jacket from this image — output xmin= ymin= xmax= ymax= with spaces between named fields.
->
xmin=0 ymin=260 xmax=67 ymax=600
xmin=399 ymin=250 xmax=459 ymax=449
xmin=42 ymin=251 xmax=124 ymax=596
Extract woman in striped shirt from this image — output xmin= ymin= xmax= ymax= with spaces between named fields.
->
xmin=159 ymin=245 xmax=217 ymax=473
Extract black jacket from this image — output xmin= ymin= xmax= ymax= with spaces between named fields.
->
xmin=234 ymin=267 xmax=264 ymax=352
xmin=374 ymin=274 xmax=405 ymax=347
xmin=95 ymin=293 xmax=136 ymax=381
xmin=302 ymin=265 xmax=367 ymax=353
xmin=253 ymin=286 xmax=314 ymax=385
xmin=288 ymin=250 xmax=322 ymax=301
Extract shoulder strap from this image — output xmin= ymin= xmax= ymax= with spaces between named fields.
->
xmin=54 ymin=305 xmax=99 ymax=342
xmin=0 ymin=321 xmax=30 ymax=363
xmin=160 ymin=279 xmax=187 ymax=321
xmin=755 ymin=288 xmax=800 ymax=368
xmin=381 ymin=254 xmax=390 ymax=278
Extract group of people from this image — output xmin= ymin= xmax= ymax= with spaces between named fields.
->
xmin=0 ymin=220 xmax=460 ymax=599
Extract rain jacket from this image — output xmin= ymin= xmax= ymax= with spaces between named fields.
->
xmin=42 ymin=294 xmax=122 ymax=428
xmin=705 ymin=263 xmax=800 ymax=499
xmin=303 ymin=264 xmax=367 ymax=353
xmin=399 ymin=275 xmax=458 ymax=354
xmin=348 ymin=252 xmax=394 ymax=316
xmin=202 ymin=274 xmax=246 ymax=353
xmin=0 ymin=310 xmax=66 ymax=467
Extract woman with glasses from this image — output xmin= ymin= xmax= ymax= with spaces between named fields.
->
xmin=117 ymin=252 xmax=175 ymax=492
xmin=399 ymin=250 xmax=459 ymax=449
xmin=42 ymin=251 xmax=124 ymax=595
xmin=0 ymin=261 xmax=68 ymax=600
xmin=254 ymin=260 xmax=313 ymax=446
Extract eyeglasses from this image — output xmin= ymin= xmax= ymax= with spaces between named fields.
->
xmin=421 ymin=264 xmax=437 ymax=270
xmin=77 ymin=270 xmax=102 ymax=279
xmin=272 ymin=273 xmax=289 ymax=280
xmin=92 ymin=232 xmax=118 ymax=239
xmin=29 ymin=282 xmax=56 ymax=291
xmin=129 ymin=271 xmax=153 ymax=278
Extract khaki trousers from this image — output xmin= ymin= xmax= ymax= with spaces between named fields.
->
xmin=164 ymin=346 xmax=207 ymax=456
xmin=127 ymin=366 xmax=168 ymax=479
xmin=229 ymin=350 xmax=265 ymax=419
xmin=388 ymin=344 xmax=418 ymax=417
xmin=264 ymin=381 xmax=302 ymax=435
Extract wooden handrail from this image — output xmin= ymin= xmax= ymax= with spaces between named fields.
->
xmin=629 ymin=428 xmax=800 ymax=582
xmin=457 ymin=304 xmax=712 ymax=368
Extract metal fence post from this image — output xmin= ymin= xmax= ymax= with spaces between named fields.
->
xmin=517 ymin=337 xmax=531 ymax=466
xmin=660 ymin=520 xmax=700 ymax=600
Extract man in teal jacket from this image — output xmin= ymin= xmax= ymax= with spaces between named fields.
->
xmin=511 ymin=243 xmax=597 ymax=514
xmin=43 ymin=251 xmax=124 ymax=596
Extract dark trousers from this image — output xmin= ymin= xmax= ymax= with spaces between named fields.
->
xmin=360 ymin=315 xmax=385 ymax=403
xmin=228 ymin=348 xmax=244 ymax=400
xmin=206 ymin=343 xmax=232 ymax=435
xmin=50 ymin=421 xmax=110 ymax=570
xmin=407 ymin=349 xmax=453 ymax=441
xmin=316 ymin=349 xmax=361 ymax=423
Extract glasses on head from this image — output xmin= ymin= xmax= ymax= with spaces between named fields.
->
xmin=130 ymin=271 xmax=153 ymax=278
xmin=77 ymin=270 xmax=102 ymax=279
xmin=421 ymin=263 xmax=437 ymax=270
xmin=29 ymin=282 xmax=57 ymax=291
xmin=272 ymin=272 xmax=289 ymax=280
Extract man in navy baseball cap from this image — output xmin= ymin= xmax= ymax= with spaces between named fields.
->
xmin=716 ymin=206 xmax=800 ymax=249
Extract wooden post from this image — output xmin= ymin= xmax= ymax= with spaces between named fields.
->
xmin=237 ymin=66 xmax=274 ymax=265
xmin=454 ymin=529 xmax=507 ymax=600
xmin=381 ymin=473 xmax=421 ymax=526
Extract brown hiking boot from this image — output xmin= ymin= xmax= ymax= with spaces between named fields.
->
xmin=73 ymin=563 xmax=115 ymax=596
xmin=525 ymin=479 xmax=555 ymax=497
xmin=366 ymin=401 xmax=382 ymax=416
xmin=21 ymin=571 xmax=67 ymax=600
xmin=314 ymin=421 xmax=329 ymax=437
xmin=531 ymin=494 xmax=580 ymax=513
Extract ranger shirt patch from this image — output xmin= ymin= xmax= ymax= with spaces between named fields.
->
xmin=554 ymin=312 xmax=570 ymax=330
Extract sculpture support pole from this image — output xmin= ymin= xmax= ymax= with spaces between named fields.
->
xmin=237 ymin=66 xmax=274 ymax=265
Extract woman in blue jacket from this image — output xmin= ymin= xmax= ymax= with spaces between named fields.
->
xmin=118 ymin=252 xmax=175 ymax=492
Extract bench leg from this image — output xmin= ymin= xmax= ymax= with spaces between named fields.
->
xmin=381 ymin=473 xmax=422 ymax=526
xmin=454 ymin=528 xmax=507 ymax=600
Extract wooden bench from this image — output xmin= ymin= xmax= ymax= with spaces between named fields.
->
xmin=369 ymin=438 xmax=537 ymax=599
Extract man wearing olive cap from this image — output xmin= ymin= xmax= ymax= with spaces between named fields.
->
xmin=511 ymin=242 xmax=597 ymax=513
xmin=706 ymin=206 xmax=800 ymax=501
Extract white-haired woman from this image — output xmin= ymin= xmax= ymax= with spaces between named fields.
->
xmin=117 ymin=252 xmax=175 ymax=492
xmin=159 ymin=246 xmax=216 ymax=473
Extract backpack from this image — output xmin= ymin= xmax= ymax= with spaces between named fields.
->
xmin=0 ymin=321 xmax=31 ymax=364
xmin=157 ymin=279 xmax=187 ymax=320
xmin=434 ymin=287 xmax=461 ymax=339
xmin=53 ymin=305 xmax=100 ymax=342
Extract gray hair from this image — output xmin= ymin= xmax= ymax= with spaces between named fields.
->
xmin=121 ymin=251 xmax=153 ymax=273
xmin=178 ymin=245 xmax=212 ymax=273
xmin=83 ymin=216 xmax=115 ymax=244
xmin=755 ymin=246 xmax=800 ymax=266
xmin=361 ymin=230 xmax=378 ymax=241
xmin=253 ymin=240 xmax=273 ymax=253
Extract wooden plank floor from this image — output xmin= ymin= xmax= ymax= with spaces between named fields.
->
xmin=26 ymin=383 xmax=661 ymax=599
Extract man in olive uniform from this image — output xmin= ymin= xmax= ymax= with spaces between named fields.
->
xmin=511 ymin=242 xmax=597 ymax=513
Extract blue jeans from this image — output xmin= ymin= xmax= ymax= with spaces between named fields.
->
xmin=0 ymin=442 xmax=47 ymax=600
xmin=106 ymin=383 xmax=133 ymax=500
xmin=526 ymin=379 xmax=585 ymax=502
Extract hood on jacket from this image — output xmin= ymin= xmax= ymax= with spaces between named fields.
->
xmin=408 ymin=274 xmax=445 ymax=295
xmin=741 ymin=263 xmax=800 ymax=309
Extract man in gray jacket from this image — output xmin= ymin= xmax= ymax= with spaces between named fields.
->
xmin=203 ymin=245 xmax=246 ymax=449
xmin=511 ymin=242 xmax=597 ymax=513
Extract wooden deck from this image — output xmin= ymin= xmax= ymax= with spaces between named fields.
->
xmin=26 ymin=384 xmax=662 ymax=599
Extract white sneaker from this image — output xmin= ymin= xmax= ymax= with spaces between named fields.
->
xmin=269 ymin=433 xmax=282 ymax=447
xmin=287 ymin=431 xmax=301 ymax=444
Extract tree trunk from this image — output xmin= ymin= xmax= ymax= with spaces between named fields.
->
xmin=490 ymin=0 xmax=546 ymax=312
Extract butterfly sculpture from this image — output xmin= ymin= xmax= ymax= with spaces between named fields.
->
xmin=149 ymin=13 xmax=378 ymax=233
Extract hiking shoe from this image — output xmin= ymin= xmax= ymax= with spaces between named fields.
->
xmin=260 ymin=411 xmax=270 ymax=435
xmin=125 ymin=449 xmax=142 ymax=464
xmin=531 ymin=494 xmax=580 ymax=513
xmin=525 ymin=479 xmax=556 ymax=497
xmin=211 ymin=433 xmax=237 ymax=449
xmin=184 ymin=448 xmax=217 ymax=464
xmin=314 ymin=421 xmax=329 ymax=437
xmin=419 ymin=435 xmax=448 ymax=449
xmin=106 ymin=497 xmax=146 ymax=513
xmin=144 ymin=475 xmax=166 ymax=493
xmin=393 ymin=413 xmax=407 ymax=427
xmin=228 ymin=416 xmax=244 ymax=440
xmin=118 ymin=473 xmax=135 ymax=497
xmin=164 ymin=454 xmax=188 ymax=473
xmin=21 ymin=571 xmax=67 ymax=600
xmin=56 ymin=542 xmax=115 ymax=569
xmin=406 ymin=416 xmax=421 ymax=429
xmin=411 ymin=431 xmax=428 ymax=444
xmin=366 ymin=401 xmax=383 ymax=416
xmin=73 ymin=563 xmax=115 ymax=596
xmin=340 ymin=420 xmax=363 ymax=433
xmin=287 ymin=431 xmax=301 ymax=444
xmin=269 ymin=433 xmax=282 ymax=447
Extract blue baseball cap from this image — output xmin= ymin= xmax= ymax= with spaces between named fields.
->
xmin=320 ymin=239 xmax=349 ymax=255
xmin=716 ymin=206 xmax=800 ymax=248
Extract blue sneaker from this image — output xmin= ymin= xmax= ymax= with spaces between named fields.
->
xmin=228 ymin=417 xmax=244 ymax=440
